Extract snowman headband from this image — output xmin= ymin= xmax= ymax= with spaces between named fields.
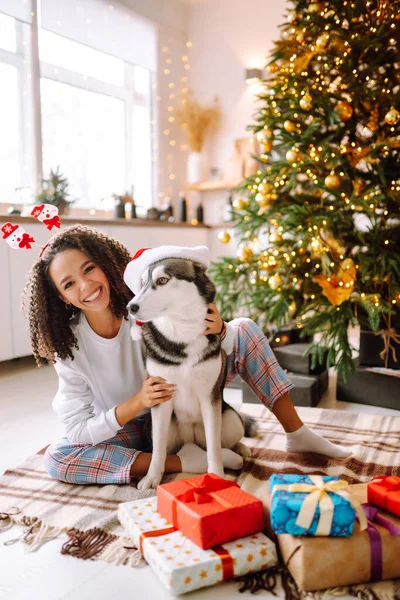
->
xmin=1 ymin=204 xmax=61 ymax=254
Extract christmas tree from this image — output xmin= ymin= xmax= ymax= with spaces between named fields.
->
xmin=210 ymin=0 xmax=400 ymax=380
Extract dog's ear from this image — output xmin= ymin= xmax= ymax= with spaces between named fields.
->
xmin=193 ymin=262 xmax=216 ymax=303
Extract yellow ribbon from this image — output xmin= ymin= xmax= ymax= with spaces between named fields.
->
xmin=272 ymin=475 xmax=368 ymax=536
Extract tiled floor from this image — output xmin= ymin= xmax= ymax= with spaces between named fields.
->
xmin=0 ymin=355 xmax=399 ymax=600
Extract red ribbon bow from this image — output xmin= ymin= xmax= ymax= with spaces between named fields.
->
xmin=43 ymin=216 xmax=61 ymax=230
xmin=176 ymin=474 xmax=239 ymax=505
xmin=18 ymin=233 xmax=35 ymax=249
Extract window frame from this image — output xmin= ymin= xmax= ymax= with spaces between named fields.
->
xmin=0 ymin=17 xmax=35 ymax=201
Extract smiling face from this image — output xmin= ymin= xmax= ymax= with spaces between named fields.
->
xmin=49 ymin=248 xmax=111 ymax=315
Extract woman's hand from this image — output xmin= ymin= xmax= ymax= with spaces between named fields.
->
xmin=137 ymin=376 xmax=176 ymax=410
xmin=203 ymin=302 xmax=224 ymax=335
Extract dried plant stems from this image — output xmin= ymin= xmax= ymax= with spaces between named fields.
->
xmin=175 ymin=91 xmax=220 ymax=152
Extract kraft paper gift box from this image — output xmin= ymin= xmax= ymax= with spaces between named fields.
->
xmin=156 ymin=473 xmax=264 ymax=549
xmin=262 ymin=482 xmax=400 ymax=591
xmin=118 ymin=497 xmax=278 ymax=595
xmin=368 ymin=476 xmax=400 ymax=517
xmin=269 ymin=474 xmax=357 ymax=536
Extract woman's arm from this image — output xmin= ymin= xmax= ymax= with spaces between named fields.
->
xmin=115 ymin=376 xmax=176 ymax=426
xmin=53 ymin=361 xmax=175 ymax=445
xmin=53 ymin=360 xmax=119 ymax=445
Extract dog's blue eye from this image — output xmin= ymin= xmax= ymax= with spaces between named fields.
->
xmin=156 ymin=277 xmax=169 ymax=285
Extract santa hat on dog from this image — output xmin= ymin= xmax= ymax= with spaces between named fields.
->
xmin=124 ymin=245 xmax=210 ymax=341
xmin=124 ymin=245 xmax=210 ymax=296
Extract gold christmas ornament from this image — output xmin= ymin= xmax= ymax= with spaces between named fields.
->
xmin=217 ymin=231 xmax=231 ymax=244
xmin=299 ymin=94 xmax=312 ymax=111
xmin=316 ymin=33 xmax=330 ymax=50
xmin=296 ymin=31 xmax=305 ymax=44
xmin=232 ymin=198 xmax=247 ymax=211
xmin=255 ymin=192 xmax=270 ymax=207
xmin=288 ymin=301 xmax=297 ymax=317
xmin=384 ymin=108 xmax=400 ymax=126
xmin=237 ymin=244 xmax=253 ymax=263
xmin=308 ymin=3 xmax=322 ymax=12
xmin=263 ymin=141 xmax=273 ymax=153
xmin=284 ymin=120 xmax=297 ymax=133
xmin=269 ymin=231 xmax=283 ymax=243
xmin=335 ymin=101 xmax=353 ymax=121
xmin=325 ymin=173 xmax=341 ymax=189
xmin=256 ymin=129 xmax=273 ymax=144
xmin=287 ymin=9 xmax=297 ymax=22
xmin=268 ymin=63 xmax=279 ymax=74
xmin=258 ymin=182 xmax=274 ymax=194
xmin=268 ymin=274 xmax=283 ymax=290
xmin=286 ymin=148 xmax=300 ymax=164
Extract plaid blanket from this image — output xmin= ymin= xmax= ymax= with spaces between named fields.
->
xmin=1 ymin=404 xmax=400 ymax=598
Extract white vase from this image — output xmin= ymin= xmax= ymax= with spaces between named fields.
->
xmin=187 ymin=152 xmax=206 ymax=185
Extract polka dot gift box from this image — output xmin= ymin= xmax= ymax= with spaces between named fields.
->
xmin=270 ymin=474 xmax=367 ymax=537
xmin=118 ymin=497 xmax=278 ymax=595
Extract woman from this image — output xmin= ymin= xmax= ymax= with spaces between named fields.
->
xmin=23 ymin=225 xmax=350 ymax=485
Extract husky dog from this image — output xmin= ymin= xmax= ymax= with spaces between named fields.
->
xmin=124 ymin=246 xmax=255 ymax=491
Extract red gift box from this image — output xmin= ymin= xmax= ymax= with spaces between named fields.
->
xmin=156 ymin=473 xmax=264 ymax=549
xmin=368 ymin=476 xmax=400 ymax=517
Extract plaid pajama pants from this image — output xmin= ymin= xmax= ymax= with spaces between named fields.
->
xmin=44 ymin=317 xmax=293 ymax=485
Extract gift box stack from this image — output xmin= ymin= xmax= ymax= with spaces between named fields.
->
xmin=337 ymin=313 xmax=400 ymax=410
xmin=262 ymin=473 xmax=400 ymax=591
xmin=118 ymin=473 xmax=278 ymax=595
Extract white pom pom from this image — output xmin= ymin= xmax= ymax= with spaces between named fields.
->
xmin=130 ymin=319 xmax=143 ymax=341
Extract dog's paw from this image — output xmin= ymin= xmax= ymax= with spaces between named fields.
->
xmin=137 ymin=472 xmax=162 ymax=491
xmin=232 ymin=441 xmax=252 ymax=458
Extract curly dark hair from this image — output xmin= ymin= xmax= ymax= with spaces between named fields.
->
xmin=22 ymin=225 xmax=133 ymax=366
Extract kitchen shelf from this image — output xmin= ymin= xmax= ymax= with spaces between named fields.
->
xmin=187 ymin=180 xmax=232 ymax=192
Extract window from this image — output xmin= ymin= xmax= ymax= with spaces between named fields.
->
xmin=0 ymin=12 xmax=17 ymax=52
xmin=38 ymin=29 xmax=125 ymax=87
xmin=0 ymin=1 xmax=156 ymax=210
xmin=41 ymin=78 xmax=126 ymax=207
xmin=0 ymin=12 xmax=32 ymax=205
xmin=0 ymin=63 xmax=21 ymax=203
xmin=39 ymin=30 xmax=154 ymax=209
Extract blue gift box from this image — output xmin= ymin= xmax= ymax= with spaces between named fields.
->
xmin=269 ymin=474 xmax=356 ymax=537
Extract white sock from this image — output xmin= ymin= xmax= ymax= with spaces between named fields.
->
xmin=285 ymin=425 xmax=352 ymax=458
xmin=177 ymin=443 xmax=243 ymax=473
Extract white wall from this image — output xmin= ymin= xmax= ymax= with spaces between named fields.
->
xmin=187 ymin=0 xmax=287 ymax=175
xmin=119 ymin=0 xmax=190 ymax=211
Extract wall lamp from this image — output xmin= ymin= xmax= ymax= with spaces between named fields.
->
xmin=245 ymin=68 xmax=268 ymax=85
